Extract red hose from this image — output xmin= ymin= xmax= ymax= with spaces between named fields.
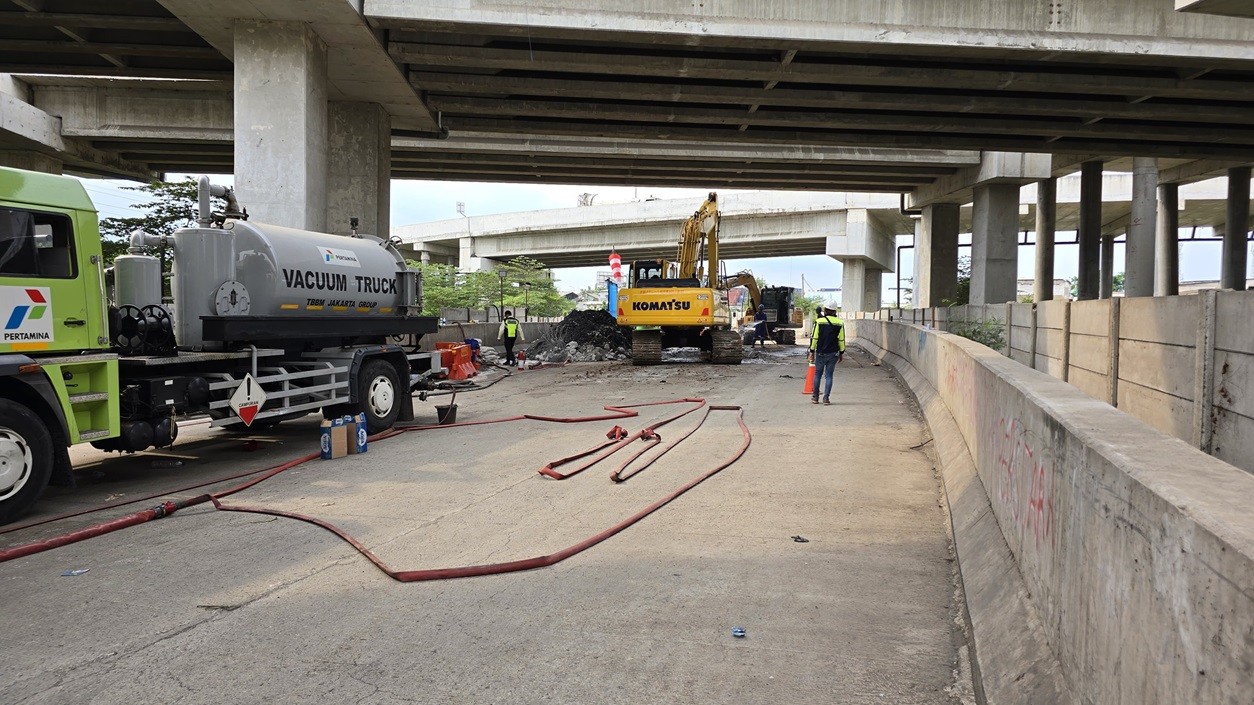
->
xmin=212 ymin=404 xmax=750 ymax=582
xmin=0 ymin=399 xmax=751 ymax=583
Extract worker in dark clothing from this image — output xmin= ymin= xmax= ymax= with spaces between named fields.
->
xmin=498 ymin=311 xmax=524 ymax=365
xmin=808 ymin=306 xmax=845 ymax=405
xmin=753 ymin=304 xmax=769 ymax=347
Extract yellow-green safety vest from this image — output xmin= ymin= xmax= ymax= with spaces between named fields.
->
xmin=505 ymin=318 xmax=519 ymax=337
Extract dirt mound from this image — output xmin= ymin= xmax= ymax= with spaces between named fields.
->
xmin=529 ymin=310 xmax=632 ymax=362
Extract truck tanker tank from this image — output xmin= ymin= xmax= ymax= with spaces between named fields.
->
xmin=172 ymin=220 xmax=416 ymax=351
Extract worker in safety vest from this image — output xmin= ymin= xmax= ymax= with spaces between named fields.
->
xmin=498 ymin=311 xmax=525 ymax=365
xmin=808 ymin=306 xmax=845 ymax=405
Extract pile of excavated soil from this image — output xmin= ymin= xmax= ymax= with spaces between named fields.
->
xmin=529 ymin=310 xmax=632 ymax=363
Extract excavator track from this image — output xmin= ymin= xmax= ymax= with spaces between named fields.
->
xmin=631 ymin=330 xmax=663 ymax=366
xmin=710 ymin=329 xmax=743 ymax=365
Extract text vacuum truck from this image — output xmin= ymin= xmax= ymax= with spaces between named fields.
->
xmin=0 ymin=167 xmax=438 ymax=524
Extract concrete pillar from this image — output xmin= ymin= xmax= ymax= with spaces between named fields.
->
xmin=970 ymin=182 xmax=1019 ymax=305
xmin=419 ymin=251 xmax=431 ymax=265
xmin=0 ymin=151 xmax=63 ymax=174
xmin=1124 ymin=158 xmax=1158 ymax=298
xmin=1077 ymin=161 xmax=1103 ymax=300
xmin=1100 ymin=233 xmax=1116 ymax=300
xmin=1033 ymin=177 xmax=1057 ymax=302
xmin=1222 ymin=166 xmax=1251 ymax=291
xmin=914 ymin=203 xmax=960 ymax=307
xmin=326 ymin=102 xmax=391 ymax=237
xmin=233 ymin=20 xmax=328 ymax=232
xmin=1156 ymin=183 xmax=1180 ymax=297
xmin=841 ymin=259 xmax=882 ymax=312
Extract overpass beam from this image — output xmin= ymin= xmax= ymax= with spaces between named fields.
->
xmin=1222 ymin=166 xmax=1251 ymax=291
xmin=327 ymin=102 xmax=391 ymax=237
xmin=233 ymin=20 xmax=328 ymax=232
xmin=970 ymin=183 xmax=1019 ymax=305
xmin=1077 ymin=161 xmax=1104 ymax=300
xmin=915 ymin=203 xmax=960 ymax=308
xmin=0 ymin=151 xmax=62 ymax=174
xmin=1033 ymin=177 xmax=1057 ymax=302
xmin=1156 ymin=183 xmax=1180 ymax=296
xmin=1125 ymin=158 xmax=1158 ymax=297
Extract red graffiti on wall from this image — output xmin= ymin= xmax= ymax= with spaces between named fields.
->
xmin=993 ymin=416 xmax=1055 ymax=551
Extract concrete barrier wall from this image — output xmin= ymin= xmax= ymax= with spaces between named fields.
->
xmin=415 ymin=322 xmax=557 ymax=351
xmin=1214 ymin=292 xmax=1254 ymax=470
xmin=865 ymin=292 xmax=1254 ymax=475
xmin=850 ymin=318 xmax=1254 ymax=704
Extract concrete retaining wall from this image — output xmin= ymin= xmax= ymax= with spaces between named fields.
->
xmin=869 ymin=291 xmax=1254 ymax=474
xmin=850 ymin=318 xmax=1254 ymax=705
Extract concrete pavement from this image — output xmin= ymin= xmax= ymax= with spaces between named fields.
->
xmin=1 ymin=349 xmax=966 ymax=704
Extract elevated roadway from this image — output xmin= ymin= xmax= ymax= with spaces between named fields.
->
xmin=394 ymin=173 xmax=1246 ymax=270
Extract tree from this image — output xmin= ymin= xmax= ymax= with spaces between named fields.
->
xmin=794 ymin=292 xmax=827 ymax=314
xmin=497 ymin=256 xmax=574 ymax=317
xmin=407 ymin=256 xmax=574 ymax=318
xmin=942 ymin=256 xmax=973 ymax=306
xmin=1068 ymin=272 xmax=1124 ymax=298
xmin=98 ymin=178 xmax=223 ymax=299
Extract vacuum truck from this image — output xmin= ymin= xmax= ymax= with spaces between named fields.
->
xmin=0 ymin=167 xmax=438 ymax=524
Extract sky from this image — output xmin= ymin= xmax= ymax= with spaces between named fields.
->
xmin=79 ymin=175 xmax=1240 ymax=305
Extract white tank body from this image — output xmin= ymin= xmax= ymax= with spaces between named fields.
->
xmin=114 ymin=254 xmax=162 ymax=309
xmin=172 ymin=220 xmax=409 ymax=350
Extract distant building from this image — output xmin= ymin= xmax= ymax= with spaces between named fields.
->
xmin=1016 ymin=278 xmax=1073 ymax=301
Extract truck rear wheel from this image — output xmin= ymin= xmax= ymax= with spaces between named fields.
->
xmin=358 ymin=359 xmax=401 ymax=434
xmin=0 ymin=399 xmax=53 ymax=526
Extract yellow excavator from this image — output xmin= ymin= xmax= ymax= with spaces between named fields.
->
xmin=615 ymin=192 xmax=742 ymax=365
xmin=723 ymin=271 xmax=801 ymax=345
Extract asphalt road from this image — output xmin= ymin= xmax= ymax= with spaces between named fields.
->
xmin=1 ymin=346 xmax=968 ymax=704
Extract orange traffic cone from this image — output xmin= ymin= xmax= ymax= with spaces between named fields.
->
xmin=802 ymin=362 xmax=815 ymax=395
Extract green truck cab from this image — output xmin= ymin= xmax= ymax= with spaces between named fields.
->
xmin=0 ymin=168 xmax=119 ymax=523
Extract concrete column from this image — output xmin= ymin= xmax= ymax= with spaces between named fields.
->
xmin=0 ymin=151 xmax=63 ymax=174
xmin=1077 ymin=161 xmax=1103 ymax=300
xmin=914 ymin=203 xmax=960 ymax=308
xmin=1033 ymin=177 xmax=1057 ymax=302
xmin=1222 ymin=166 xmax=1251 ymax=291
xmin=419 ymin=251 xmax=431 ymax=265
xmin=970 ymin=182 xmax=1019 ymax=305
xmin=1156 ymin=183 xmax=1180 ymax=297
xmin=327 ymin=102 xmax=391 ymax=237
xmin=1100 ymin=233 xmax=1116 ymax=299
xmin=841 ymin=259 xmax=882 ymax=312
xmin=233 ymin=20 xmax=328 ymax=232
xmin=1124 ymin=158 xmax=1158 ymax=298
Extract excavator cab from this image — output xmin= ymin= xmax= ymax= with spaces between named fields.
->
xmin=629 ymin=259 xmax=693 ymax=288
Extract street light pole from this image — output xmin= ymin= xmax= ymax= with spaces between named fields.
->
xmin=524 ymin=281 xmax=532 ymax=320
xmin=498 ymin=271 xmax=506 ymax=321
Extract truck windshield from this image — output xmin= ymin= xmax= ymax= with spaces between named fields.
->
xmin=0 ymin=207 xmax=75 ymax=278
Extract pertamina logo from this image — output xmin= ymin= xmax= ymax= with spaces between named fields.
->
xmin=320 ymin=246 xmax=361 ymax=268
xmin=1 ymin=286 xmax=54 ymax=344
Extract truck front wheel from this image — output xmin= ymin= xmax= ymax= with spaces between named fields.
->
xmin=358 ymin=359 xmax=401 ymax=434
xmin=0 ymin=399 xmax=54 ymax=525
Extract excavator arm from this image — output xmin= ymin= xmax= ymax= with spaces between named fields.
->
xmin=721 ymin=271 xmax=762 ymax=310
xmin=675 ymin=192 xmax=719 ymax=283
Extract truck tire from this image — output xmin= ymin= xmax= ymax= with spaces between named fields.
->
xmin=0 ymin=399 xmax=54 ymax=526
xmin=358 ymin=359 xmax=401 ymax=434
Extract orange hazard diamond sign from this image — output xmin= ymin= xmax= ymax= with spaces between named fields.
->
xmin=229 ymin=374 xmax=267 ymax=426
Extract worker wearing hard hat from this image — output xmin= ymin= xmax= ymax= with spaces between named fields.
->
xmin=753 ymin=304 xmax=769 ymax=347
xmin=499 ymin=311 xmax=525 ymax=366
xmin=808 ymin=306 xmax=845 ymax=405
